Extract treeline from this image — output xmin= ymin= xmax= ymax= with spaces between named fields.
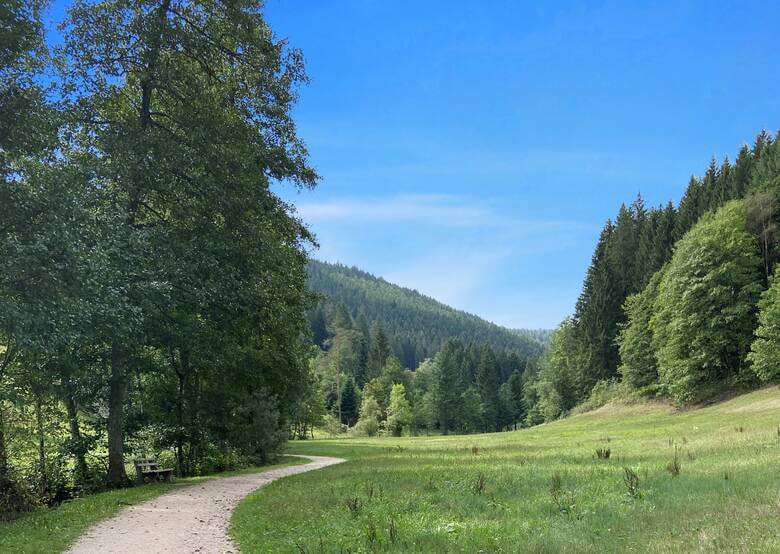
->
xmin=525 ymin=131 xmax=780 ymax=422
xmin=307 ymin=260 xmax=546 ymax=369
xmin=292 ymin=305 xmax=532 ymax=438
xmin=1 ymin=0 xmax=315 ymax=518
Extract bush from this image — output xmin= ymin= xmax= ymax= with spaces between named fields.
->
xmin=622 ymin=467 xmax=641 ymax=498
xmin=230 ymin=392 xmax=287 ymax=466
xmin=0 ymin=475 xmax=37 ymax=521
xmin=573 ymin=379 xmax=625 ymax=413
xmin=351 ymin=395 xmax=381 ymax=437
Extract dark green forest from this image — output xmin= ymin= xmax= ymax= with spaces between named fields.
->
xmin=306 ymin=260 xmax=547 ymax=369
xmin=293 ymin=261 xmax=548 ymax=441
xmin=524 ymin=130 xmax=780 ymax=423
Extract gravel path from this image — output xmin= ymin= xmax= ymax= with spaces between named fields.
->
xmin=67 ymin=455 xmax=345 ymax=554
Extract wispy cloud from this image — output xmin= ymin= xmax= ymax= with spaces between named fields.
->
xmin=297 ymin=193 xmax=582 ymax=231
xmin=294 ymin=192 xmax=592 ymax=329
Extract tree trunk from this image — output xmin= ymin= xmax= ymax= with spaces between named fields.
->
xmin=0 ymin=346 xmax=15 ymax=486
xmin=0 ymin=404 xmax=9 ymax=485
xmin=63 ymin=379 xmax=89 ymax=487
xmin=107 ymin=341 xmax=128 ymax=487
xmin=34 ymin=392 xmax=47 ymax=495
xmin=176 ymin=372 xmax=186 ymax=476
xmin=171 ymin=346 xmax=189 ymax=477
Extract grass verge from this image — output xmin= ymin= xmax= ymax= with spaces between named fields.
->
xmin=0 ymin=455 xmax=305 ymax=553
xmin=231 ymin=387 xmax=780 ymax=553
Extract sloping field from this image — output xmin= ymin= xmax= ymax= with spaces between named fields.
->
xmin=232 ymin=387 xmax=780 ymax=553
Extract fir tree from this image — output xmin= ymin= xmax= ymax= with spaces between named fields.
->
xmin=476 ymin=346 xmax=500 ymax=431
xmin=367 ymin=322 xmax=391 ymax=380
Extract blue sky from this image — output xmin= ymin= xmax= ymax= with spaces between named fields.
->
xmin=45 ymin=1 xmax=780 ymax=329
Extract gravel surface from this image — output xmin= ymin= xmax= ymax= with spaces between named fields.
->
xmin=67 ymin=455 xmax=345 ymax=554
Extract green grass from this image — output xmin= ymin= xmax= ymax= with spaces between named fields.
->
xmin=0 ymin=455 xmax=306 ymax=553
xmin=232 ymin=387 xmax=780 ymax=553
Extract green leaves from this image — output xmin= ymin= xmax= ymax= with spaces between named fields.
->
xmin=652 ymin=200 xmax=763 ymax=403
xmin=747 ymin=267 xmax=780 ymax=382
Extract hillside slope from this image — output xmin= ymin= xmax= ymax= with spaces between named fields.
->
xmin=306 ymin=260 xmax=545 ymax=368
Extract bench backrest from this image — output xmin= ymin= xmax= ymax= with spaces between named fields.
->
xmin=133 ymin=458 xmax=160 ymax=471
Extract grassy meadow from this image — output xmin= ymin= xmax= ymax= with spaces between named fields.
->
xmin=232 ymin=387 xmax=780 ymax=553
xmin=0 ymin=456 xmax=306 ymax=553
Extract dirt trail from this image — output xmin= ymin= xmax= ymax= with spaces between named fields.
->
xmin=67 ymin=455 xmax=344 ymax=554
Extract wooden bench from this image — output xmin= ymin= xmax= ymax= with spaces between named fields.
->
xmin=133 ymin=458 xmax=175 ymax=484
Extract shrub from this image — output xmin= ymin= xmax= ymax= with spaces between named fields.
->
xmin=345 ymin=496 xmax=362 ymax=515
xmin=595 ymin=448 xmax=611 ymax=459
xmin=471 ymin=473 xmax=487 ymax=495
xmin=364 ymin=518 xmax=378 ymax=548
xmin=666 ymin=446 xmax=681 ymax=477
xmin=549 ymin=472 xmax=575 ymax=513
xmin=388 ymin=517 xmax=399 ymax=544
xmin=623 ymin=467 xmax=641 ymax=498
xmin=351 ymin=395 xmax=381 ymax=437
xmin=0 ymin=476 xmax=37 ymax=521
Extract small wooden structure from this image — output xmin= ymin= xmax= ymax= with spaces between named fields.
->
xmin=133 ymin=458 xmax=175 ymax=484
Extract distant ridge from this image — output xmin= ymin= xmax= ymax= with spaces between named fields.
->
xmin=306 ymin=259 xmax=546 ymax=369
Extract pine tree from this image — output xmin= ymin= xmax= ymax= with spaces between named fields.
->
xmin=507 ymin=369 xmax=526 ymax=429
xmin=476 ymin=346 xmax=500 ymax=431
xmin=309 ymin=304 xmax=329 ymax=348
xmin=675 ymin=176 xmax=703 ymax=240
xmin=331 ymin=304 xmax=354 ymax=331
xmin=574 ymin=220 xmax=622 ymax=390
xmin=340 ymin=378 xmax=359 ymax=426
xmin=636 ymin=208 xmax=659 ymax=287
xmin=651 ymin=202 xmax=676 ymax=271
xmin=434 ymin=340 xmax=466 ymax=434
xmin=367 ymin=322 xmax=391 ymax=380
xmin=732 ymin=144 xmax=753 ymax=199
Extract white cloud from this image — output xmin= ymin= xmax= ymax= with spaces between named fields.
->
xmin=295 ymin=192 xmax=591 ymax=328
xmin=384 ymin=246 xmax=511 ymax=308
xmin=297 ymin=193 xmax=581 ymax=231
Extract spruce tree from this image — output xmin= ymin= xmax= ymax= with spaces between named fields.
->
xmin=476 ymin=346 xmax=500 ymax=431
xmin=340 ymin=378 xmax=359 ymax=426
xmin=434 ymin=340 xmax=466 ymax=434
xmin=675 ymin=176 xmax=703 ymax=240
xmin=367 ymin=322 xmax=391 ymax=380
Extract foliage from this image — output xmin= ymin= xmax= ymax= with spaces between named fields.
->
xmin=0 ymin=0 xmax=319 ymax=512
xmin=553 ymin=131 xmax=780 ymax=412
xmin=524 ymin=319 xmax=581 ymax=423
xmin=617 ymin=268 xmax=664 ymax=389
xmin=651 ymin=201 xmax=763 ymax=403
xmin=307 ymin=261 xmax=544 ymax=369
xmin=385 ymin=384 xmax=412 ymax=437
xmin=352 ymin=395 xmax=382 ymax=438
xmin=747 ymin=267 xmax=780 ymax=382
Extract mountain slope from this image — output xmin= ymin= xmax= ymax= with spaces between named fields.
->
xmin=306 ymin=260 xmax=545 ymax=369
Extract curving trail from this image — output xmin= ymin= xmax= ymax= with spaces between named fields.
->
xmin=67 ymin=455 xmax=345 ymax=554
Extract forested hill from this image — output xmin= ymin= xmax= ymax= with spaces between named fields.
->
xmin=306 ymin=260 xmax=545 ymax=369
